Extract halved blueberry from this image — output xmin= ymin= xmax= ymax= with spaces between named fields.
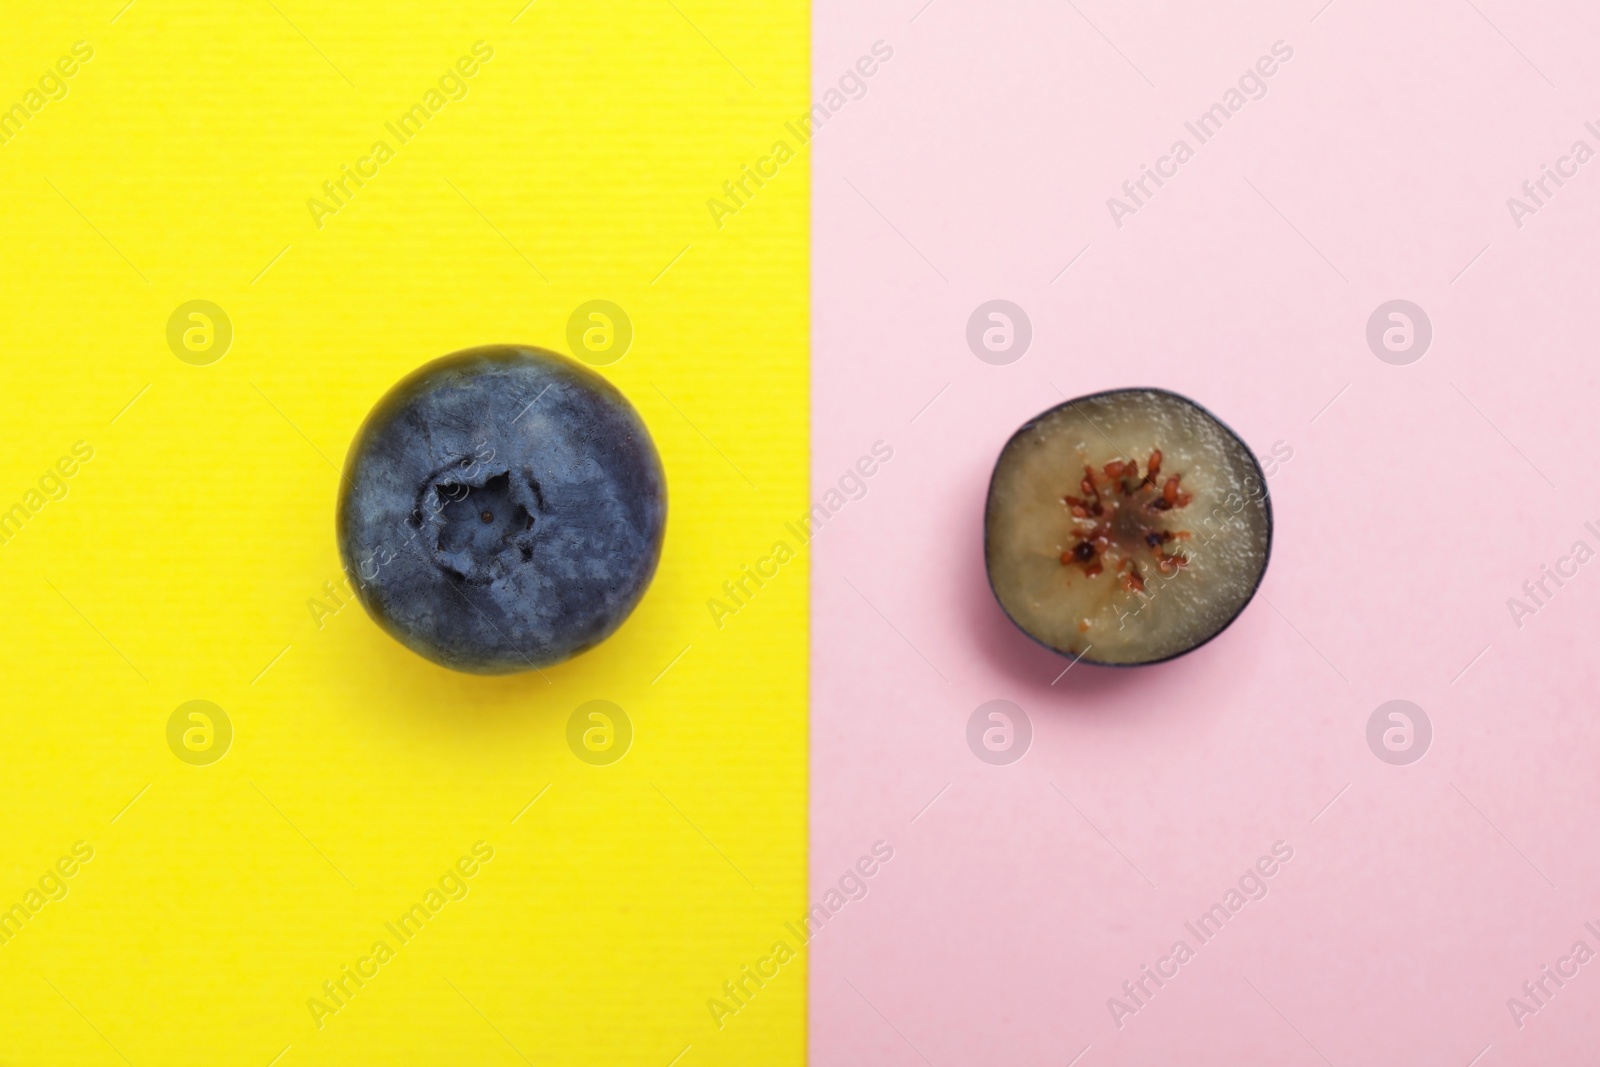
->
xmin=337 ymin=345 xmax=666 ymax=673
xmin=985 ymin=388 xmax=1271 ymax=666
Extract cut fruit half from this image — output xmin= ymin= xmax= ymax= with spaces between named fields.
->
xmin=985 ymin=388 xmax=1272 ymax=666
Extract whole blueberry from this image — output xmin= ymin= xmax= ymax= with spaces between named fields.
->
xmin=337 ymin=345 xmax=667 ymax=673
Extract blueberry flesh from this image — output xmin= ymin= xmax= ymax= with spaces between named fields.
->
xmin=337 ymin=345 xmax=666 ymax=674
xmin=985 ymin=388 xmax=1271 ymax=667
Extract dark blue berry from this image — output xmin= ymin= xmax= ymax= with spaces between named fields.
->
xmin=337 ymin=346 xmax=666 ymax=673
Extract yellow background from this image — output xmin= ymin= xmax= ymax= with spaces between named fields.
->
xmin=0 ymin=1 xmax=806 ymax=1063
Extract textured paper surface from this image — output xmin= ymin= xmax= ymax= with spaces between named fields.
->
xmin=810 ymin=2 xmax=1600 ymax=1064
xmin=0 ymin=2 xmax=806 ymax=1063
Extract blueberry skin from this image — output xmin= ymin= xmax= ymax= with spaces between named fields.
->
xmin=337 ymin=345 xmax=666 ymax=674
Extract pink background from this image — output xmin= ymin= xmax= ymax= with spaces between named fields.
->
xmin=809 ymin=1 xmax=1600 ymax=1064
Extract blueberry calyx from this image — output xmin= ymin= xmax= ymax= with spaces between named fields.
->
xmin=419 ymin=464 xmax=541 ymax=584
